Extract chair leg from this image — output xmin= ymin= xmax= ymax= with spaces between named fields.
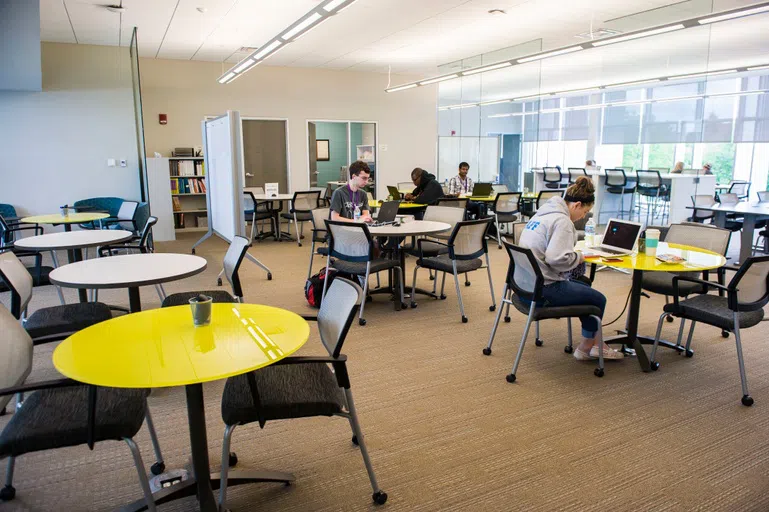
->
xmin=410 ymin=265 xmax=419 ymax=307
xmin=592 ymin=315 xmax=605 ymax=376
xmin=144 ymin=407 xmax=165 ymax=475
xmin=452 ymin=262 xmax=466 ymax=323
xmin=684 ymin=321 xmax=696 ymax=355
xmin=320 ymin=258 xmax=331 ymax=305
xmin=484 ymin=284 xmax=508 ymax=355
xmin=358 ymin=265 xmax=371 ymax=326
xmin=566 ymin=318 xmax=573 ymax=353
xmin=440 ymin=272 xmax=447 ymax=299
xmin=732 ymin=314 xmax=753 ymax=406
xmin=293 ymin=213 xmax=302 ymax=247
xmin=485 ymin=253 xmax=496 ymax=312
xmin=508 ymin=304 xmax=536 ymax=382
xmin=250 ymin=213 xmax=257 ymax=241
xmin=219 ymin=424 xmax=237 ymax=510
xmin=495 ymin=215 xmax=502 ymax=249
xmin=123 ymin=438 xmax=157 ymax=512
xmin=395 ymin=266 xmax=406 ymax=307
xmin=535 ymin=321 xmax=542 ymax=346
xmin=2 ymin=457 xmax=15 ymax=501
xmin=464 ymin=273 xmax=470 ymax=286
xmin=344 ymin=389 xmax=387 ymax=504
xmin=649 ymin=312 xmax=667 ymax=368
xmin=307 ymin=240 xmax=316 ymax=281
xmin=154 ymin=284 xmax=166 ymax=301
xmin=675 ymin=318 xmax=687 ymax=348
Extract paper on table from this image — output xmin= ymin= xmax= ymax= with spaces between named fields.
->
xmin=265 ymin=183 xmax=279 ymax=198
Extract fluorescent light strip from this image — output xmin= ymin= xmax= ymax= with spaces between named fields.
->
xmin=462 ymin=62 xmax=512 ymax=75
xmin=218 ymin=72 xmax=236 ymax=84
xmin=418 ymin=74 xmax=459 ymax=86
xmin=323 ymin=0 xmax=349 ymax=12
xmin=517 ymin=46 xmax=582 ymax=63
xmin=282 ymin=12 xmax=323 ymax=40
xmin=233 ymin=59 xmax=255 ymax=73
xmin=447 ymin=104 xmax=478 ymax=110
xmin=605 ymin=79 xmax=660 ymax=89
xmin=698 ymin=4 xmax=769 ymax=24
xmin=386 ymin=83 xmax=418 ymax=93
xmin=669 ymin=69 xmax=737 ymax=80
xmin=254 ymin=40 xmax=282 ymax=60
xmin=480 ymin=99 xmax=512 ymax=106
xmin=748 ymin=65 xmax=769 ymax=71
xmin=592 ymin=24 xmax=684 ymax=47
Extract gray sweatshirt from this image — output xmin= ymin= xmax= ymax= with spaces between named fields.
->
xmin=518 ymin=197 xmax=581 ymax=285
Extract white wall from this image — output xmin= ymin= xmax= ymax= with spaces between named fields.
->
xmin=139 ymin=58 xmax=437 ymax=199
xmin=0 ymin=43 xmax=140 ymax=220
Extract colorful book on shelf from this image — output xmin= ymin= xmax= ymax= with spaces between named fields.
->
xmin=172 ymin=197 xmax=181 ymax=211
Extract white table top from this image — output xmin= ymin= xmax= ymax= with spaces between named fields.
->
xmin=14 ymin=230 xmax=134 ymax=251
xmin=49 ymin=253 xmax=207 ymax=289
xmin=690 ymin=202 xmax=769 ymax=215
xmin=369 ymin=221 xmax=451 ymax=237
xmin=247 ymin=192 xmax=294 ymax=201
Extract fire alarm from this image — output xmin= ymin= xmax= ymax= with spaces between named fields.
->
xmin=159 ymin=114 xmax=167 ymax=125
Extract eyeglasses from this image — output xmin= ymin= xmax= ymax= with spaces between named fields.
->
xmin=357 ymin=175 xmax=371 ymax=182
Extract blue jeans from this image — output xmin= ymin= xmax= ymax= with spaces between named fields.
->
xmin=523 ymin=279 xmax=606 ymax=338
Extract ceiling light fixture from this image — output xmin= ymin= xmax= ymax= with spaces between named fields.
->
xmin=446 ymin=104 xmax=478 ymax=110
xmin=418 ymin=74 xmax=460 ymax=86
xmin=384 ymin=3 xmax=769 ymax=93
xmin=480 ymin=99 xmax=513 ymax=106
xmin=605 ymin=78 xmax=661 ymax=89
xmin=668 ymin=69 xmax=737 ymax=81
xmin=386 ymin=83 xmax=418 ymax=93
xmin=697 ymin=2 xmax=769 ymax=24
xmin=218 ymin=0 xmax=358 ymax=84
xmin=591 ymin=24 xmax=685 ymax=47
xmin=517 ymin=46 xmax=583 ymax=63
xmin=748 ymin=64 xmax=769 ymax=71
xmin=462 ymin=62 xmax=512 ymax=75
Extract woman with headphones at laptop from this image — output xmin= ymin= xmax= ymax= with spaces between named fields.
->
xmin=518 ymin=177 xmax=624 ymax=361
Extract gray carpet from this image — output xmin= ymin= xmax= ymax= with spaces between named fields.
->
xmin=2 ymin=232 xmax=769 ymax=511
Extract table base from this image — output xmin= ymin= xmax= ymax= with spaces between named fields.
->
xmin=118 ymin=470 xmax=295 ymax=512
xmin=604 ymin=334 xmax=690 ymax=372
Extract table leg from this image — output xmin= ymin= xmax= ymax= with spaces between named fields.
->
xmin=128 ymin=287 xmax=142 ymax=313
xmin=603 ymin=269 xmax=651 ymax=372
xmin=185 ymin=384 xmax=217 ymax=512
xmin=740 ymin=215 xmax=756 ymax=264
xmin=69 ymin=247 xmax=88 ymax=303
xmin=713 ymin=211 xmax=726 ymax=229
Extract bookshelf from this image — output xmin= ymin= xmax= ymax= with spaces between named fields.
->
xmin=169 ymin=157 xmax=208 ymax=232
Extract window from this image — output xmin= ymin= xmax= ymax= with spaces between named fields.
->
xmin=647 ymin=144 xmax=676 ymax=170
xmin=702 ymin=143 xmax=736 ymax=184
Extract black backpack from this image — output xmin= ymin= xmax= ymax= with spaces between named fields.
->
xmin=304 ymin=267 xmax=355 ymax=308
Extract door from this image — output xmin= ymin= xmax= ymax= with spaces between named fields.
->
xmin=241 ymin=119 xmax=288 ymax=191
xmin=308 ymin=122 xmax=318 ymax=187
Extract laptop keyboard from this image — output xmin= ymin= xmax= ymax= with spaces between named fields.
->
xmin=600 ymin=247 xmax=624 ymax=255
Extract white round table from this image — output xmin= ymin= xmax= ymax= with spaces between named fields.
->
xmin=49 ymin=253 xmax=207 ymax=312
xmin=14 ymin=230 xmax=134 ymax=251
xmin=369 ymin=220 xmax=450 ymax=237
xmin=15 ymin=230 xmax=135 ymax=303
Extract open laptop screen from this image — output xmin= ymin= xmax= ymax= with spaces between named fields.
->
xmin=602 ymin=220 xmax=642 ymax=251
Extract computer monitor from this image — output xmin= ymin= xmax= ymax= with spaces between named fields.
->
xmin=602 ymin=219 xmax=642 ymax=252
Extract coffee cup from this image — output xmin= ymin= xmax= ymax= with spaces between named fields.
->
xmin=189 ymin=294 xmax=213 ymax=327
xmin=645 ymin=228 xmax=660 ymax=257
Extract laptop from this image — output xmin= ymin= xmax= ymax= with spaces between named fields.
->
xmin=388 ymin=185 xmax=405 ymax=200
xmin=470 ymin=183 xmax=493 ymax=197
xmin=369 ymin=200 xmax=400 ymax=226
xmin=587 ymin=218 xmax=643 ymax=256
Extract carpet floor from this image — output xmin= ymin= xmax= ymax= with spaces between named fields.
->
xmin=2 ymin=231 xmax=768 ymax=511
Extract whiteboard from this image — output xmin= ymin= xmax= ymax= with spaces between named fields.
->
xmin=438 ymin=136 xmax=501 ymax=183
xmin=203 ymin=111 xmax=245 ymax=242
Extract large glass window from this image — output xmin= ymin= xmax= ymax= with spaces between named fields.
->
xmin=702 ymin=143 xmax=736 ymax=184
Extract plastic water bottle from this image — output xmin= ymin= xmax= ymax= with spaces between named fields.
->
xmin=585 ymin=218 xmax=596 ymax=247
xmin=353 ymin=204 xmax=361 ymax=222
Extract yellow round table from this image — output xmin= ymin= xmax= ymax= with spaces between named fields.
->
xmin=370 ymin=200 xmax=426 ymax=210
xmin=54 ymin=303 xmax=310 ymax=511
xmin=465 ymin=195 xmax=496 ymax=203
xmin=582 ymin=242 xmax=725 ymax=371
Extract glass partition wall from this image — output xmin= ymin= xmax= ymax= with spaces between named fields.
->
xmin=436 ymin=0 xmax=769 ymax=192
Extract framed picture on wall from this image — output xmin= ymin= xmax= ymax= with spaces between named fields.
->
xmin=316 ymin=139 xmax=330 ymax=161
xmin=356 ymin=144 xmax=375 ymax=163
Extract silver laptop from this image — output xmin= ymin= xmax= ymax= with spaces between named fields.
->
xmin=588 ymin=218 xmax=643 ymax=256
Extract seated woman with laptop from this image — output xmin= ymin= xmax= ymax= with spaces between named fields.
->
xmin=518 ymin=177 xmax=624 ymax=361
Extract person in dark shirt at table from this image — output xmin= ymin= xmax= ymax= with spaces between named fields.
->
xmin=405 ymin=168 xmax=444 ymax=205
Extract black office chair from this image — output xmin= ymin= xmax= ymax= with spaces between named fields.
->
xmin=217 ymin=278 xmax=387 ymax=509
xmin=490 ymin=192 xmax=521 ymax=249
xmin=281 ymin=191 xmax=321 ymax=247
xmin=244 ymin=191 xmax=274 ymax=242
xmin=650 ymin=256 xmax=769 ymax=406
xmin=728 ymin=181 xmax=750 ymax=201
xmin=635 ymin=170 xmax=665 ymax=224
xmin=0 ymin=252 xmax=112 ymax=345
xmin=568 ymin=168 xmax=587 ymax=184
xmin=307 ymin=207 xmax=331 ymax=280
xmin=602 ymin=169 xmax=636 ymax=221
xmin=161 ymin=236 xmax=250 ymax=306
xmin=322 ymin=220 xmax=406 ymax=326
xmin=409 ymin=218 xmax=495 ymax=323
xmin=0 ymin=215 xmax=53 ymax=293
xmin=483 ymin=241 xmax=606 ymax=380
xmin=536 ymin=190 xmax=564 ymax=211
xmin=0 ymin=305 xmax=164 ymax=506
xmin=543 ymin=167 xmax=566 ymax=189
